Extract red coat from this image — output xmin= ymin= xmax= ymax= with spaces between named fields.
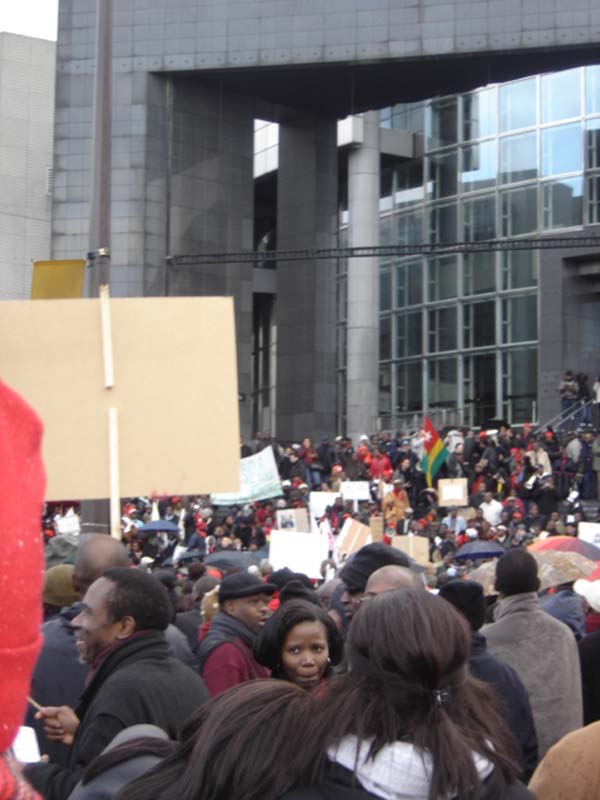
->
xmin=201 ymin=639 xmax=269 ymax=697
xmin=369 ymin=454 xmax=393 ymax=482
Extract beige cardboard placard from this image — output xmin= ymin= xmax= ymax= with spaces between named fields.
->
xmin=276 ymin=508 xmax=310 ymax=533
xmin=0 ymin=297 xmax=240 ymax=500
xmin=391 ymin=534 xmax=430 ymax=566
xmin=337 ymin=518 xmax=372 ymax=558
xmin=438 ymin=478 xmax=468 ymax=507
xmin=369 ymin=516 xmax=384 ymax=542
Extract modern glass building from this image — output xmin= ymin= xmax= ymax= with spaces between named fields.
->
xmin=335 ymin=65 xmax=600 ymax=433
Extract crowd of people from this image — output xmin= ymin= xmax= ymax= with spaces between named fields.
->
xmin=6 ymin=388 xmax=600 ymax=799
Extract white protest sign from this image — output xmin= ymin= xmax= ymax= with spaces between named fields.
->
xmin=269 ymin=531 xmax=329 ymax=579
xmin=438 ymin=478 xmax=468 ymax=507
xmin=578 ymin=522 xmax=600 ymax=548
xmin=336 ymin=517 xmax=372 ymax=558
xmin=341 ymin=481 xmax=371 ymax=502
xmin=211 ymin=448 xmax=282 ymax=506
xmin=309 ymin=491 xmax=340 ymax=523
xmin=54 ymin=509 xmax=81 ymax=535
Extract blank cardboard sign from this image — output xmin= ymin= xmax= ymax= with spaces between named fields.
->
xmin=0 ymin=297 xmax=240 ymax=500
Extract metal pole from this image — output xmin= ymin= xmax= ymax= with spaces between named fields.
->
xmin=89 ymin=0 xmax=112 ymax=294
xmin=82 ymin=0 xmax=113 ymax=533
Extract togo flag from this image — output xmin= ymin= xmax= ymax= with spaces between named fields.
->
xmin=421 ymin=416 xmax=448 ymax=488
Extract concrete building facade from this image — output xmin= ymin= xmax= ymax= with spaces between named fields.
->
xmin=52 ymin=0 xmax=600 ymax=439
xmin=0 ymin=33 xmax=55 ymax=299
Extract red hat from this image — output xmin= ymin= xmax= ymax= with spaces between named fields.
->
xmin=0 ymin=379 xmax=46 ymax=751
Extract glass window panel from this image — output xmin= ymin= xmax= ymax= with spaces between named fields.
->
xmin=426 ymin=151 xmax=457 ymax=199
xmin=464 ymin=300 xmax=495 ymax=348
xmin=396 ymin=362 xmax=422 ymax=413
xmin=397 ymin=260 xmax=422 ymax=307
xmin=502 ymin=295 xmax=537 ymax=343
xmin=380 ymin=165 xmax=393 ymax=211
xmin=586 ymin=66 xmax=600 ymax=116
xmin=380 ymin=216 xmax=393 ymax=245
xmin=499 ymin=132 xmax=538 ymax=184
xmin=541 ymin=69 xmax=581 ymax=123
xmin=461 ymin=141 xmax=497 ymax=193
xmin=501 ymin=186 xmax=538 ymax=236
xmin=429 ymin=306 xmax=457 ymax=352
xmin=464 ymin=353 xmax=497 ymax=426
xmin=391 ymin=102 xmax=425 ymax=134
xmin=395 ymin=161 xmax=423 ymax=207
xmin=396 ymin=210 xmax=423 ymax=245
xmin=379 ymin=366 xmax=392 ymax=415
xmin=379 ymin=271 xmax=391 ymax=312
xmin=501 ymin=251 xmax=538 ymax=291
xmin=542 ymin=177 xmax=583 ymax=230
xmin=426 ymin=97 xmax=458 ymax=149
xmin=463 ymin=195 xmax=496 ymax=241
xmin=428 ymin=255 xmax=457 ymax=301
xmin=429 ymin=358 xmax=458 ymax=407
xmin=463 ymin=88 xmax=497 ymax=141
xmin=429 ymin=203 xmax=457 ymax=243
xmin=397 ymin=311 xmax=422 ymax=358
xmin=463 ymin=252 xmax=495 ymax=295
xmin=499 ymin=78 xmax=537 ymax=132
xmin=587 ymin=175 xmax=600 ymax=225
xmin=380 ymin=107 xmax=392 ymax=128
xmin=502 ymin=347 xmax=538 ymax=424
xmin=541 ymin=124 xmax=582 ymax=177
xmin=379 ymin=315 xmax=391 ymax=360
xmin=585 ymin=119 xmax=600 ymax=170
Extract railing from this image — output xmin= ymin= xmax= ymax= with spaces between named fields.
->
xmin=533 ymin=398 xmax=596 ymax=436
xmin=374 ymin=400 xmax=539 ymax=435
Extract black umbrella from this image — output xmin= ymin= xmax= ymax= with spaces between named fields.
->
xmin=205 ymin=549 xmax=269 ymax=570
xmin=137 ymin=520 xmax=179 ymax=533
xmin=454 ymin=540 xmax=505 ymax=561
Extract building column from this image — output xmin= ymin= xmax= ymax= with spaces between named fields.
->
xmin=276 ymin=111 xmax=338 ymax=442
xmin=346 ymin=111 xmax=381 ymax=440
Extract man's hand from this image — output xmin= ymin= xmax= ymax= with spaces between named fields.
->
xmin=34 ymin=706 xmax=79 ymax=746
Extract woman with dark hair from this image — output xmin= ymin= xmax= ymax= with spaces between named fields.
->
xmin=254 ymin=599 xmax=343 ymax=690
xmin=115 ymin=681 xmax=319 ymax=800
xmin=282 ymin=589 xmax=532 ymax=800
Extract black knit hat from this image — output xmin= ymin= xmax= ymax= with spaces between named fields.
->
xmin=218 ymin=572 xmax=277 ymax=604
xmin=340 ymin=543 xmax=410 ymax=594
xmin=439 ymin=579 xmax=486 ymax=631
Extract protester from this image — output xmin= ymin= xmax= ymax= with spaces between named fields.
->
xmin=254 ymin=599 xmax=343 ymax=690
xmin=363 ymin=564 xmax=422 ymax=596
xmin=116 ymin=681 xmax=320 ymax=800
xmin=339 ymin=542 xmax=411 ymax=621
xmin=197 ymin=572 xmax=276 ymax=696
xmin=23 ymin=569 xmax=209 ymax=800
xmin=26 ymin=536 xmax=132 ymax=766
xmin=482 ymin=550 xmax=583 ymax=757
xmin=528 ymin=721 xmax=600 ymax=800
xmin=439 ymin=580 xmax=538 ymax=781
xmin=286 ymin=589 xmax=532 ymax=799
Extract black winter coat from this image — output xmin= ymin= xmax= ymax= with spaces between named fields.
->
xmin=469 ymin=632 xmax=538 ymax=782
xmin=578 ymin=629 xmax=600 ymax=725
xmin=279 ymin=760 xmax=534 ymax=800
xmin=24 ymin=632 xmax=209 ymax=800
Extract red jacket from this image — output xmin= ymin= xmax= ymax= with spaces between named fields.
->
xmin=369 ymin=454 xmax=393 ymax=482
xmin=201 ymin=639 xmax=269 ymax=697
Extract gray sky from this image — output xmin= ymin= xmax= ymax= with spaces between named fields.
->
xmin=0 ymin=1 xmax=59 ymax=41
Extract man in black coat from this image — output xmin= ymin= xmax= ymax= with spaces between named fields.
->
xmin=24 ymin=568 xmax=209 ymax=800
xmin=439 ymin=580 xmax=539 ymax=782
xmin=578 ymin=627 xmax=600 ymax=725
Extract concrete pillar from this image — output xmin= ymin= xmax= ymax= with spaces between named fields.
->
xmin=346 ymin=111 xmax=381 ymax=440
xmin=276 ymin=111 xmax=338 ymax=442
